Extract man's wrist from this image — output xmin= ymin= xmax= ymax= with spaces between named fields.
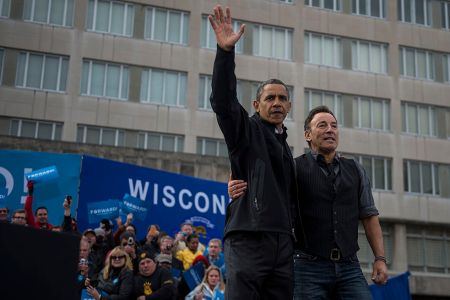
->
xmin=374 ymin=255 xmax=387 ymax=264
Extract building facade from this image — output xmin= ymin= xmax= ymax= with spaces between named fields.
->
xmin=0 ymin=0 xmax=449 ymax=297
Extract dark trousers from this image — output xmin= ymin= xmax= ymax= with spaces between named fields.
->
xmin=293 ymin=250 xmax=372 ymax=300
xmin=224 ymin=231 xmax=294 ymax=300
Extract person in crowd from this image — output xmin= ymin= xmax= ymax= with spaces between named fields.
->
xmin=208 ymin=4 xmax=298 ymax=299
xmin=174 ymin=222 xmax=205 ymax=254
xmin=86 ymin=246 xmax=134 ymax=300
xmin=176 ymin=233 xmax=203 ymax=271
xmin=24 ymin=181 xmax=54 ymax=229
xmin=114 ymin=213 xmax=136 ymax=246
xmin=185 ymin=265 xmax=225 ymax=300
xmin=120 ymin=230 xmax=141 ymax=273
xmin=133 ymin=251 xmax=175 ymax=300
xmin=0 ymin=206 xmax=9 ymax=223
xmin=229 ymin=105 xmax=388 ymax=299
xmin=10 ymin=209 xmax=27 ymax=226
xmin=203 ymin=239 xmax=224 ymax=268
xmin=100 ymin=218 xmax=116 ymax=250
xmin=159 ymin=235 xmax=184 ymax=278
xmin=84 ymin=228 xmax=107 ymax=276
xmin=61 ymin=195 xmax=80 ymax=235
xmin=140 ymin=224 xmax=161 ymax=253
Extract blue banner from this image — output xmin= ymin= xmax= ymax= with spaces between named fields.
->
xmin=0 ymin=150 xmax=81 ymax=225
xmin=87 ymin=199 xmax=121 ymax=224
xmin=370 ymin=271 xmax=412 ymax=300
xmin=77 ymin=156 xmax=229 ymax=244
xmin=25 ymin=165 xmax=59 ymax=183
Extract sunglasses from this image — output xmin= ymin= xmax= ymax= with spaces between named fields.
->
xmin=111 ymin=255 xmax=126 ymax=260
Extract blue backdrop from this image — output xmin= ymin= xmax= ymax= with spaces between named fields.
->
xmin=77 ymin=156 xmax=228 ymax=243
xmin=0 ymin=150 xmax=81 ymax=225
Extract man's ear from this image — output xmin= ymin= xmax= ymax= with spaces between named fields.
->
xmin=304 ymin=130 xmax=311 ymax=142
xmin=252 ymin=100 xmax=259 ymax=112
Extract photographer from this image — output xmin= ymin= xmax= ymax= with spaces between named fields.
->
xmin=61 ymin=195 xmax=80 ymax=236
xmin=159 ymin=235 xmax=184 ymax=280
xmin=119 ymin=231 xmax=141 ymax=274
xmin=173 ymin=222 xmax=205 ymax=254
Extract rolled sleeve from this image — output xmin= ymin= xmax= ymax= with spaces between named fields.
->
xmin=354 ymin=160 xmax=379 ymax=219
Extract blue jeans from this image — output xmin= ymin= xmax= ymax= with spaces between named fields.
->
xmin=293 ymin=250 xmax=372 ymax=300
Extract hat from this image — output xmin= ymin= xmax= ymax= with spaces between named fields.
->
xmin=83 ymin=228 xmax=96 ymax=236
xmin=156 ymin=254 xmax=172 ymax=264
xmin=94 ymin=227 xmax=105 ymax=237
xmin=138 ymin=251 xmax=155 ymax=263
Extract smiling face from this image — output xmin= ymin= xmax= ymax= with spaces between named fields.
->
xmin=305 ymin=112 xmax=339 ymax=156
xmin=253 ymin=83 xmax=291 ymax=130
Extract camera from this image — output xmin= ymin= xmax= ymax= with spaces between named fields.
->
xmin=66 ymin=195 xmax=72 ymax=205
xmin=79 ymin=258 xmax=88 ymax=266
xmin=128 ymin=237 xmax=135 ymax=246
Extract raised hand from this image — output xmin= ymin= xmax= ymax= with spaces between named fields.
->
xmin=208 ymin=5 xmax=245 ymax=51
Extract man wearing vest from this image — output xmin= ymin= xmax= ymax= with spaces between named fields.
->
xmin=229 ymin=105 xmax=388 ymax=299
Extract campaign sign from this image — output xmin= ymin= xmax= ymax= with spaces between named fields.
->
xmin=0 ymin=150 xmax=81 ymax=225
xmin=122 ymin=194 xmax=148 ymax=221
xmin=25 ymin=165 xmax=59 ymax=183
xmin=87 ymin=199 xmax=121 ymax=224
xmin=77 ymin=155 xmax=229 ymax=244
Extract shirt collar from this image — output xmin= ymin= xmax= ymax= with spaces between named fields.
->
xmin=309 ymin=150 xmax=340 ymax=164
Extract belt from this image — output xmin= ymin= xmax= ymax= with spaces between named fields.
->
xmin=330 ymin=248 xmax=341 ymax=261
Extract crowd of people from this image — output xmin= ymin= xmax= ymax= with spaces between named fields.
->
xmin=0 ymin=181 xmax=226 ymax=300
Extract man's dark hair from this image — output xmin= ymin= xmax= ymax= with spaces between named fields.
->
xmin=304 ymin=105 xmax=337 ymax=147
xmin=34 ymin=206 xmax=48 ymax=216
xmin=255 ymin=79 xmax=290 ymax=102
xmin=186 ymin=233 xmax=199 ymax=243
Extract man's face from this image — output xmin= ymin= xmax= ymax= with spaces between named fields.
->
xmin=187 ymin=238 xmax=199 ymax=252
xmin=79 ymin=243 xmax=90 ymax=259
xmin=11 ymin=212 xmax=26 ymax=225
xmin=84 ymin=233 xmax=96 ymax=246
xmin=160 ymin=238 xmax=173 ymax=254
xmin=0 ymin=208 xmax=9 ymax=221
xmin=208 ymin=241 xmax=221 ymax=258
xmin=36 ymin=208 xmax=48 ymax=224
xmin=305 ymin=112 xmax=339 ymax=155
xmin=181 ymin=224 xmax=193 ymax=235
xmin=139 ymin=258 xmax=156 ymax=276
xmin=253 ymin=84 xmax=290 ymax=130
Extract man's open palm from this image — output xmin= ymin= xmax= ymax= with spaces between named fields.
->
xmin=208 ymin=5 xmax=245 ymax=51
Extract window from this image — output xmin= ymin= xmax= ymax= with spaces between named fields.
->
xmin=197 ymin=138 xmax=228 ymax=157
xmin=353 ymin=97 xmax=390 ymax=131
xmin=10 ymin=118 xmax=62 ymax=140
xmin=444 ymin=55 xmax=450 ymax=82
xmin=77 ymin=125 xmax=125 ymax=146
xmin=407 ymin=226 xmax=450 ymax=273
xmin=352 ymin=0 xmax=385 ymax=18
xmin=87 ymin=0 xmax=134 ymax=36
xmin=401 ymin=102 xmax=437 ymax=136
xmin=23 ymin=0 xmax=74 ymax=26
xmin=0 ymin=48 xmax=4 ymax=83
xmin=352 ymin=40 xmax=387 ymax=74
xmin=252 ymin=24 xmax=293 ymax=60
xmin=304 ymin=89 xmax=344 ymax=126
xmin=81 ymin=60 xmax=129 ymax=100
xmin=145 ymin=7 xmax=189 ymax=45
xmin=16 ymin=51 xmax=69 ymax=92
xmin=347 ymin=154 xmax=392 ymax=191
xmin=198 ymin=75 xmax=212 ymax=110
xmin=304 ymin=0 xmax=341 ymax=11
xmin=140 ymin=68 xmax=187 ymax=107
xmin=200 ymin=15 xmax=243 ymax=53
xmin=404 ymin=160 xmax=440 ymax=195
xmin=0 ymin=0 xmax=10 ymax=17
xmin=398 ymin=0 xmax=432 ymax=26
xmin=137 ymin=131 xmax=184 ymax=152
xmin=443 ymin=1 xmax=450 ymax=29
xmin=400 ymin=47 xmax=435 ymax=80
xmin=305 ymin=32 xmax=342 ymax=68
xmin=280 ymin=0 xmax=294 ymax=3
xmin=358 ymin=223 xmax=393 ymax=269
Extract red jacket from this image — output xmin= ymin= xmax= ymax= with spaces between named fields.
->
xmin=24 ymin=194 xmax=53 ymax=230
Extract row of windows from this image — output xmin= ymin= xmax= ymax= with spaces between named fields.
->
xmin=359 ymin=224 xmax=450 ymax=274
xmin=3 ymin=116 xmax=449 ymax=198
xmin=2 ymin=49 xmax=449 ymax=138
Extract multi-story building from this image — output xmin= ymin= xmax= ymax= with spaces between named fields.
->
xmin=0 ymin=0 xmax=449 ymax=298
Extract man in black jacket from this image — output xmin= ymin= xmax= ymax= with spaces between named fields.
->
xmin=208 ymin=4 xmax=298 ymax=300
